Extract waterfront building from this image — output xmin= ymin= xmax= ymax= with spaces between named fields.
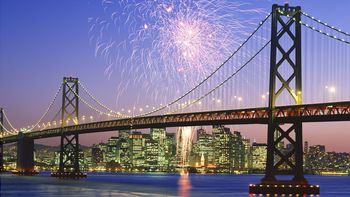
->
xmin=105 ymin=137 xmax=120 ymax=163
xmin=150 ymin=128 xmax=167 ymax=170
xmin=119 ymin=130 xmax=132 ymax=170
xmin=231 ymin=131 xmax=245 ymax=171
xmin=129 ymin=131 xmax=146 ymax=170
xmin=145 ymin=138 xmax=159 ymax=171
xmin=165 ymin=133 xmax=177 ymax=171
xmin=196 ymin=128 xmax=214 ymax=166
xmin=251 ymin=143 xmax=267 ymax=171
xmin=92 ymin=144 xmax=104 ymax=164
xmin=212 ymin=125 xmax=232 ymax=172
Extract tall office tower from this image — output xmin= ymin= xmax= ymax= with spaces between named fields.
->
xmin=251 ymin=143 xmax=267 ymax=171
xmin=212 ymin=125 xmax=232 ymax=172
xmin=129 ymin=131 xmax=146 ymax=169
xmin=105 ymin=137 xmax=120 ymax=163
xmin=150 ymin=128 xmax=167 ymax=170
xmin=196 ymin=128 xmax=214 ymax=167
xmin=231 ymin=131 xmax=245 ymax=171
xmin=165 ymin=133 xmax=177 ymax=171
xmin=242 ymin=138 xmax=251 ymax=170
xmin=145 ymin=136 xmax=159 ymax=171
xmin=119 ymin=130 xmax=131 ymax=170
xmin=91 ymin=145 xmax=103 ymax=164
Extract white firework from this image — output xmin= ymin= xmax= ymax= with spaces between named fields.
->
xmin=89 ymin=0 xmax=265 ymax=111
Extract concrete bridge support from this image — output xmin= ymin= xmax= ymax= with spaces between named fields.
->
xmin=14 ymin=132 xmax=37 ymax=175
xmin=0 ymin=108 xmax=4 ymax=172
xmin=0 ymin=141 xmax=4 ymax=172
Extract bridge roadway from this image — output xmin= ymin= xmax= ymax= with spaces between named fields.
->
xmin=2 ymin=101 xmax=349 ymax=144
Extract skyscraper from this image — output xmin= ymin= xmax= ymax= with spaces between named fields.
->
xmin=251 ymin=143 xmax=267 ymax=172
xmin=212 ymin=125 xmax=232 ymax=172
xmin=195 ymin=128 xmax=214 ymax=167
xmin=129 ymin=131 xmax=146 ymax=170
xmin=106 ymin=137 xmax=120 ymax=163
xmin=150 ymin=128 xmax=167 ymax=170
xmin=145 ymin=137 xmax=159 ymax=171
xmin=232 ymin=131 xmax=245 ymax=171
xmin=119 ymin=130 xmax=131 ymax=170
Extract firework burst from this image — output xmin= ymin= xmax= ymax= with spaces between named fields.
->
xmin=89 ymin=0 xmax=265 ymax=110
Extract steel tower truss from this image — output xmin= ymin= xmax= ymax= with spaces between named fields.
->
xmin=264 ymin=3 xmax=305 ymax=183
xmin=52 ymin=77 xmax=85 ymax=178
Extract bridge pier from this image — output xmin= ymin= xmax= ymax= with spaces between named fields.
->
xmin=249 ymin=4 xmax=319 ymax=195
xmin=13 ymin=132 xmax=38 ymax=175
xmin=0 ymin=108 xmax=5 ymax=172
xmin=0 ymin=141 xmax=4 ymax=172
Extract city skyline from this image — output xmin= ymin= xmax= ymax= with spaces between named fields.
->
xmin=1 ymin=0 xmax=350 ymax=153
xmin=3 ymin=126 xmax=349 ymax=175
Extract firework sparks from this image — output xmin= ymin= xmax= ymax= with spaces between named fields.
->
xmin=90 ymin=0 xmax=264 ymax=110
xmin=176 ymin=127 xmax=194 ymax=167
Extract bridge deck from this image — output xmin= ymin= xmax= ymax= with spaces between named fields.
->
xmin=2 ymin=101 xmax=349 ymax=143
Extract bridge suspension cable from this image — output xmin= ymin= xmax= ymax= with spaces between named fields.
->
xmin=78 ymin=81 xmax=129 ymax=118
xmin=0 ymin=120 xmax=16 ymax=135
xmin=168 ymin=39 xmax=272 ymax=114
xmin=301 ymin=11 xmax=350 ymax=37
xmin=281 ymin=10 xmax=350 ymax=45
xmin=2 ymin=110 xmax=19 ymax=133
xmin=65 ymin=82 xmax=127 ymax=119
xmin=27 ymin=83 xmax=63 ymax=132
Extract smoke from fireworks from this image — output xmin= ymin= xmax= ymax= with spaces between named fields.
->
xmin=89 ymin=0 xmax=264 ymax=110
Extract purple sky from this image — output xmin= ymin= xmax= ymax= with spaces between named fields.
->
xmin=0 ymin=0 xmax=349 ymax=152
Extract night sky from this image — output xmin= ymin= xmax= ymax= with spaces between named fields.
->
xmin=1 ymin=0 xmax=349 ymax=151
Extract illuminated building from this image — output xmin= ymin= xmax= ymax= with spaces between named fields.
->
xmin=145 ymin=138 xmax=159 ymax=171
xmin=192 ymin=128 xmax=215 ymax=167
xmin=105 ymin=137 xmax=120 ymax=163
xmin=151 ymin=128 xmax=167 ymax=169
xmin=129 ymin=131 xmax=146 ymax=169
xmin=251 ymin=143 xmax=267 ymax=171
xmin=231 ymin=131 xmax=245 ymax=171
xmin=212 ymin=125 xmax=232 ymax=172
xmin=92 ymin=145 xmax=103 ymax=164
xmin=119 ymin=130 xmax=132 ymax=170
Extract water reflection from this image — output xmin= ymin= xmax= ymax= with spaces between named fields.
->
xmin=178 ymin=173 xmax=192 ymax=197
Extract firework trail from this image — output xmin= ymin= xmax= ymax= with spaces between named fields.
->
xmin=89 ymin=0 xmax=265 ymax=112
xmin=176 ymin=127 xmax=194 ymax=167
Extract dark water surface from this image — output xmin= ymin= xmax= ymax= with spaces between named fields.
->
xmin=1 ymin=172 xmax=349 ymax=196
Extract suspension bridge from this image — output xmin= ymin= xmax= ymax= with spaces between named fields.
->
xmin=1 ymin=3 xmax=349 ymax=195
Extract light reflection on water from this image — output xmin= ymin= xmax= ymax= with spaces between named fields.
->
xmin=1 ymin=172 xmax=350 ymax=197
xmin=178 ymin=173 xmax=192 ymax=197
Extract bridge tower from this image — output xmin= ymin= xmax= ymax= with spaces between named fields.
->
xmin=250 ymin=4 xmax=319 ymax=195
xmin=0 ymin=108 xmax=4 ymax=172
xmin=51 ymin=77 xmax=86 ymax=178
